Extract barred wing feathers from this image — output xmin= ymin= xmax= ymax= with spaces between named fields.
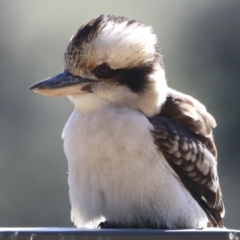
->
xmin=149 ymin=88 xmax=224 ymax=227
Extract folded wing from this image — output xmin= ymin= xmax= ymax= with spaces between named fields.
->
xmin=149 ymin=88 xmax=224 ymax=227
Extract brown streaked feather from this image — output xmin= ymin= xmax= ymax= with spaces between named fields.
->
xmin=149 ymin=89 xmax=224 ymax=227
xmin=161 ymin=88 xmax=217 ymax=158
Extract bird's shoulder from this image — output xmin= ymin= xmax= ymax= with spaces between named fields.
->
xmin=148 ymin=88 xmax=224 ymax=227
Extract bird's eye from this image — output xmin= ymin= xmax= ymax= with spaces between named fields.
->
xmin=96 ymin=63 xmax=111 ymax=76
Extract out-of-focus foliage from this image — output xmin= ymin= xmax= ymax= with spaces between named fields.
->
xmin=0 ymin=0 xmax=239 ymax=229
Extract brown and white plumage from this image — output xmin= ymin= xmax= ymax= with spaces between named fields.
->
xmin=150 ymin=88 xmax=224 ymax=227
xmin=30 ymin=14 xmax=224 ymax=228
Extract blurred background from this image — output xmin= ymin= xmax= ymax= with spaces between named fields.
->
xmin=0 ymin=0 xmax=239 ymax=229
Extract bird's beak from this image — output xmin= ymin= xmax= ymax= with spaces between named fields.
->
xmin=29 ymin=71 xmax=98 ymax=97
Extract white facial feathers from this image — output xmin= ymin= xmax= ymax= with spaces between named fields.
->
xmin=69 ymin=66 xmax=167 ymax=117
xmin=63 ymin=15 xmax=167 ymax=117
xmin=91 ymin=20 xmax=157 ymax=68
xmin=64 ymin=15 xmax=160 ymax=76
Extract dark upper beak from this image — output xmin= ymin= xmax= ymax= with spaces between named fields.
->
xmin=29 ymin=71 xmax=98 ymax=96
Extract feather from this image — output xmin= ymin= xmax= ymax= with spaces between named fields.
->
xmin=149 ymin=89 xmax=225 ymax=227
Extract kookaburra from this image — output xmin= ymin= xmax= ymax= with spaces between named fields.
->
xmin=30 ymin=14 xmax=224 ymax=229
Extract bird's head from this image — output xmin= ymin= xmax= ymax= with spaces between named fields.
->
xmin=30 ymin=14 xmax=167 ymax=116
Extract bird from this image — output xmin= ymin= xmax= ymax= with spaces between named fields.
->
xmin=30 ymin=14 xmax=225 ymax=229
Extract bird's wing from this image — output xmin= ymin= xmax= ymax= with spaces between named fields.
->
xmin=148 ymin=88 xmax=224 ymax=227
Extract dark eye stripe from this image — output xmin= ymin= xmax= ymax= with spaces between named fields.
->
xmin=94 ymin=63 xmax=154 ymax=93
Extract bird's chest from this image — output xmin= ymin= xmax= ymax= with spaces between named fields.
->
xmin=62 ymin=107 xmax=159 ymax=187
